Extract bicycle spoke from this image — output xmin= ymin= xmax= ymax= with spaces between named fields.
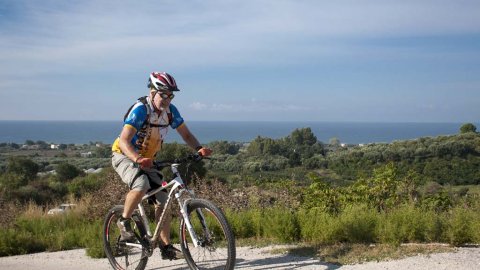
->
xmin=180 ymin=199 xmax=236 ymax=270
xmin=103 ymin=206 xmax=149 ymax=270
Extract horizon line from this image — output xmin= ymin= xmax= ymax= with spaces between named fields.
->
xmin=0 ymin=119 xmax=477 ymax=124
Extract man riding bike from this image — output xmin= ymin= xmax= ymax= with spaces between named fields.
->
xmin=111 ymin=71 xmax=212 ymax=260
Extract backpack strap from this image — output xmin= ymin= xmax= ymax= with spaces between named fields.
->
xmin=123 ymin=96 xmax=150 ymax=128
xmin=138 ymin=96 xmax=150 ymax=129
xmin=124 ymin=96 xmax=172 ymax=128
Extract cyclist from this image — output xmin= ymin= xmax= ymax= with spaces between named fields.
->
xmin=111 ymin=71 xmax=213 ymax=260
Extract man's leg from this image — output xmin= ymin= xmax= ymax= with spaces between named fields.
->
xmin=112 ymin=153 xmax=150 ymax=241
xmin=155 ymin=204 xmax=183 ymax=260
xmin=117 ymin=189 xmax=146 ymax=242
xmin=123 ymin=189 xmax=145 ymax=218
xmin=112 ymin=153 xmax=149 ymax=218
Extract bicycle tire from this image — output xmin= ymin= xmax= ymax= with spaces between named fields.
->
xmin=103 ymin=205 xmax=149 ymax=270
xmin=179 ymin=199 xmax=236 ymax=270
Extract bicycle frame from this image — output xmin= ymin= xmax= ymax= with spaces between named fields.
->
xmin=127 ymin=163 xmax=207 ymax=252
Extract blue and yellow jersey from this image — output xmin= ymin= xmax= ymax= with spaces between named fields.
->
xmin=112 ymin=97 xmax=184 ymax=158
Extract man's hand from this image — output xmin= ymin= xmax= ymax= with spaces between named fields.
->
xmin=197 ymin=147 xmax=213 ymax=157
xmin=136 ymin=157 xmax=153 ymax=169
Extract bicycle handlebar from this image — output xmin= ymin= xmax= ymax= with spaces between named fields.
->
xmin=153 ymin=153 xmax=209 ymax=169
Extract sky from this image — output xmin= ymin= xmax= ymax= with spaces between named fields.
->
xmin=0 ymin=0 xmax=479 ymax=122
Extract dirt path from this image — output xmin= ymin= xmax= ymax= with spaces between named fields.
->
xmin=0 ymin=246 xmax=479 ymax=270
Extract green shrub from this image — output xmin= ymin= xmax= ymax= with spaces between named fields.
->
xmin=0 ymin=210 xmax=103 ymax=257
xmin=262 ymin=208 xmax=300 ymax=242
xmin=227 ymin=209 xmax=258 ymax=239
xmin=68 ymin=173 xmax=105 ymax=198
xmin=56 ymin=162 xmax=83 ymax=181
xmin=422 ymin=210 xmax=447 ymax=243
xmin=0 ymin=229 xmax=46 ymax=256
xmin=339 ymin=205 xmax=378 ymax=243
xmin=82 ymin=220 xmax=105 ymax=258
xmin=298 ymin=208 xmax=342 ymax=245
xmin=376 ymin=204 xmax=433 ymax=245
xmin=446 ymin=207 xmax=477 ymax=246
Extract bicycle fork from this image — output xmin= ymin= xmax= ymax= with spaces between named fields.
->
xmin=178 ymin=197 xmax=213 ymax=248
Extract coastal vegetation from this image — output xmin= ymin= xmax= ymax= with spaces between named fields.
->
xmin=0 ymin=123 xmax=479 ymax=262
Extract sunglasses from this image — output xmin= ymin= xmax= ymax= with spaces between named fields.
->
xmin=158 ymin=92 xmax=175 ymax=99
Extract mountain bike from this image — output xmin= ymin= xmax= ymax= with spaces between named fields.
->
xmin=103 ymin=153 xmax=236 ymax=270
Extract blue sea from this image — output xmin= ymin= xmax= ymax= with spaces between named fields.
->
xmin=0 ymin=121 xmax=475 ymax=145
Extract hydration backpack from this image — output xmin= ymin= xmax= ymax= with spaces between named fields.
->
xmin=123 ymin=96 xmax=173 ymax=129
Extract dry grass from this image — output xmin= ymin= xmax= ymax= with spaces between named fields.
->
xmin=270 ymin=243 xmax=454 ymax=265
xmin=0 ymin=200 xmax=25 ymax=228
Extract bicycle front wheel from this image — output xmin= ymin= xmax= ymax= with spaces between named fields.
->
xmin=179 ymin=199 xmax=236 ymax=270
xmin=103 ymin=205 xmax=149 ymax=270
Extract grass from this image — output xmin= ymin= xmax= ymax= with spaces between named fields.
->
xmin=0 ymin=197 xmax=104 ymax=257
xmin=270 ymin=243 xmax=454 ymax=265
xmin=318 ymin=243 xmax=454 ymax=265
xmin=1 ymin=198 xmax=479 ymax=260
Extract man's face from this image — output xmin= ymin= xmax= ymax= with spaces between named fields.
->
xmin=153 ymin=90 xmax=175 ymax=109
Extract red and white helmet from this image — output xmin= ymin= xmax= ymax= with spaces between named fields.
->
xmin=148 ymin=72 xmax=180 ymax=91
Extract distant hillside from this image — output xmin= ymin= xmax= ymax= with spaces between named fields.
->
xmin=326 ymin=132 xmax=480 ymax=185
xmin=206 ymin=128 xmax=480 ymax=186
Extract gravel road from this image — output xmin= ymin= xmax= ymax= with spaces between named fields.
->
xmin=0 ymin=245 xmax=479 ymax=270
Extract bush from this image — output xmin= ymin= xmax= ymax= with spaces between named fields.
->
xmin=460 ymin=123 xmax=477 ymax=134
xmin=446 ymin=207 xmax=477 ymax=246
xmin=226 ymin=209 xmax=260 ymax=239
xmin=262 ymin=208 xmax=300 ymax=242
xmin=56 ymin=162 xmax=83 ymax=181
xmin=0 ymin=229 xmax=46 ymax=256
xmin=297 ymin=208 xmax=342 ymax=245
xmin=339 ymin=205 xmax=378 ymax=243
xmin=6 ymin=156 xmax=39 ymax=183
xmin=376 ymin=204 xmax=438 ymax=245
xmin=0 ymin=173 xmax=26 ymax=191
xmin=209 ymin=141 xmax=240 ymax=155
xmin=0 ymin=201 xmax=103 ymax=257
xmin=67 ymin=173 xmax=105 ymax=198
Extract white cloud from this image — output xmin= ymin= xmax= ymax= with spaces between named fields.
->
xmin=1 ymin=1 xmax=479 ymax=121
xmin=189 ymin=102 xmax=208 ymax=110
xmin=188 ymin=100 xmax=313 ymax=113
xmin=2 ymin=0 xmax=480 ymax=77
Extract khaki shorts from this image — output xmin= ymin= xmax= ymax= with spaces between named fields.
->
xmin=112 ymin=152 xmax=167 ymax=204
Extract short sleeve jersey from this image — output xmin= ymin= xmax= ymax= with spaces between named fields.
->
xmin=112 ymin=97 xmax=184 ymax=158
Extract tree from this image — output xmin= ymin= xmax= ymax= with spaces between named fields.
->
xmin=157 ymin=143 xmax=207 ymax=180
xmin=287 ymin=127 xmax=317 ymax=146
xmin=9 ymin=143 xmax=20 ymax=149
xmin=25 ymin=140 xmax=35 ymax=145
xmin=209 ymin=141 xmax=240 ymax=155
xmin=247 ymin=136 xmax=281 ymax=156
xmin=460 ymin=123 xmax=477 ymax=134
xmin=6 ymin=156 xmax=39 ymax=182
xmin=56 ymin=162 xmax=82 ymax=181
xmin=329 ymin=137 xmax=340 ymax=146
xmin=36 ymin=140 xmax=49 ymax=150
xmin=94 ymin=145 xmax=111 ymax=158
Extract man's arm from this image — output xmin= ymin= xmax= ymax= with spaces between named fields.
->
xmin=176 ymin=123 xmax=212 ymax=156
xmin=118 ymin=125 xmax=141 ymax=162
xmin=118 ymin=125 xmax=153 ymax=168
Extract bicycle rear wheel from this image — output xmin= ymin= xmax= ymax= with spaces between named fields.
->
xmin=103 ymin=205 xmax=149 ymax=270
xmin=179 ymin=199 xmax=236 ymax=270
